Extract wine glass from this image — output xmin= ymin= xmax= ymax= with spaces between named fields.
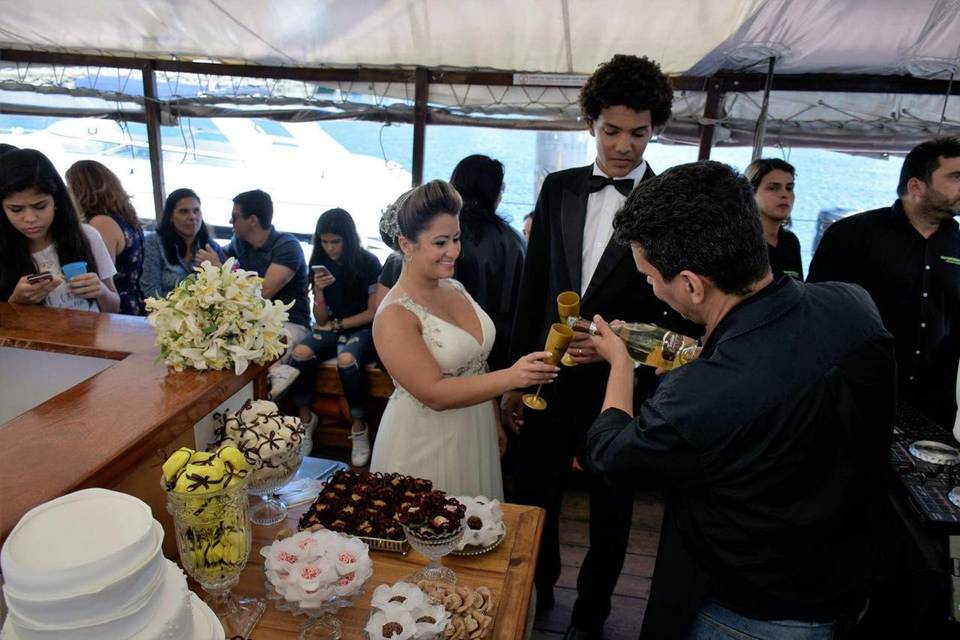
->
xmin=248 ymin=442 xmax=306 ymax=526
xmin=556 ymin=291 xmax=581 ymax=367
xmin=402 ymin=522 xmax=466 ymax=585
xmin=165 ymin=475 xmax=265 ymax=639
xmin=522 ymin=323 xmax=573 ymax=411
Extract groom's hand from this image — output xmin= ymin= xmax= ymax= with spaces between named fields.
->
xmin=567 ymin=332 xmax=602 ymax=364
xmin=500 ymin=391 xmax=525 ymax=433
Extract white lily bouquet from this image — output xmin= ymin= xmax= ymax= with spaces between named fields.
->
xmin=146 ymin=259 xmax=292 ymax=374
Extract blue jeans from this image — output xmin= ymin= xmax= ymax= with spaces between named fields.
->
xmin=685 ymin=603 xmax=835 ymax=640
xmin=290 ymin=328 xmax=375 ymax=419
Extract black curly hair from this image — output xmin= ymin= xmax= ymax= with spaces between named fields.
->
xmin=579 ymin=54 xmax=674 ymax=127
xmin=613 ymin=161 xmax=770 ymax=296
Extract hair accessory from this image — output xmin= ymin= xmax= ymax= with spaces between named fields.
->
xmin=379 ymin=203 xmax=402 ymax=251
xmin=379 ymin=188 xmax=417 ymax=251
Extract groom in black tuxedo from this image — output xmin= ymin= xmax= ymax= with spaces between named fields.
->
xmin=502 ymin=55 xmax=701 ymax=639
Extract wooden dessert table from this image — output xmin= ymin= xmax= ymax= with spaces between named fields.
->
xmin=227 ymin=502 xmax=544 ymax=639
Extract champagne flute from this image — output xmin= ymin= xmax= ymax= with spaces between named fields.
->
xmin=522 ymin=323 xmax=574 ymax=411
xmin=557 ymin=291 xmax=581 ymax=367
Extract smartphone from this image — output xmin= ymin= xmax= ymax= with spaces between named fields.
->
xmin=26 ymin=271 xmax=53 ymax=284
xmin=311 ymin=265 xmax=331 ymax=277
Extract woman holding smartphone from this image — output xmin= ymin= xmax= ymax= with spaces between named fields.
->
xmin=0 ymin=149 xmax=120 ymax=312
xmin=289 ymin=208 xmax=382 ymax=466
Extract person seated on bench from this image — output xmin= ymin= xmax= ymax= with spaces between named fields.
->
xmin=289 ymin=208 xmax=382 ymax=466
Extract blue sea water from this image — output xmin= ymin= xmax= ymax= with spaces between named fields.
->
xmin=318 ymin=120 xmax=904 ymax=272
xmin=0 ymin=112 xmax=904 ymax=274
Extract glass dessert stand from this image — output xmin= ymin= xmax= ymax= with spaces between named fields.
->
xmin=248 ymin=445 xmax=306 ymax=526
xmin=402 ymin=523 xmax=466 ymax=585
xmin=165 ymin=477 xmax=266 ymax=639
xmin=265 ymin=582 xmax=361 ymax=640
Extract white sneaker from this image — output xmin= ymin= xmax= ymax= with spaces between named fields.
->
xmin=268 ymin=363 xmax=300 ymax=400
xmin=301 ymin=413 xmax=318 ymax=457
xmin=349 ymin=427 xmax=371 ymax=467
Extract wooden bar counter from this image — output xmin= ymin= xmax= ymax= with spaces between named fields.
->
xmin=234 ymin=502 xmax=544 ymax=640
xmin=0 ymin=303 xmax=266 ymax=546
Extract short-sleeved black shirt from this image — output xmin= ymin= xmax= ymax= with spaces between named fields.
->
xmin=378 ymin=252 xmax=403 ymax=289
xmin=767 ymin=227 xmax=803 ymax=280
xmin=315 ymin=251 xmax=382 ymax=321
xmin=808 ymin=200 xmax=960 ymax=427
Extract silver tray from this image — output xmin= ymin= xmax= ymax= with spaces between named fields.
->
xmin=358 ymin=534 xmax=409 ymax=555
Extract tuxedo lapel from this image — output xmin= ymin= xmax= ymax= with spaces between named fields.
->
xmin=560 ymin=167 xmax=591 ymax=293
xmin=582 ymin=163 xmax=656 ymax=306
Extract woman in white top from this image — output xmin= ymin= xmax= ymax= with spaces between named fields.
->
xmin=370 ymin=180 xmax=557 ymax=499
xmin=0 ymin=149 xmax=119 ymax=312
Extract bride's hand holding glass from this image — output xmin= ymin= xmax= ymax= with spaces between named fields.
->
xmin=507 ymin=351 xmax=559 ymax=390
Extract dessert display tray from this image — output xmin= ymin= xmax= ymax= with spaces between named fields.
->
xmin=357 ymin=534 xmax=409 ymax=555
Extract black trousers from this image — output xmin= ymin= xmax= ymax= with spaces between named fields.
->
xmin=510 ymin=362 xmax=637 ymax=633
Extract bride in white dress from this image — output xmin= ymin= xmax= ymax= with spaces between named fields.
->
xmin=370 ymin=180 xmax=557 ymax=499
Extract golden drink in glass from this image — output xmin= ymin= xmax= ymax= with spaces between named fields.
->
xmin=557 ymin=291 xmax=581 ymax=367
xmin=522 ymin=323 xmax=573 ymax=410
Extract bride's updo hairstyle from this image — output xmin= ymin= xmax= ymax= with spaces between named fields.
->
xmin=398 ymin=180 xmax=463 ymax=245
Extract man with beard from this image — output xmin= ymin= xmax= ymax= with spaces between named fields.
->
xmin=809 ymin=137 xmax=960 ymax=429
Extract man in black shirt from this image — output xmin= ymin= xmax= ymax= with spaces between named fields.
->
xmin=808 ymin=137 xmax=960 ymax=428
xmin=587 ymin=161 xmax=896 ymax=639
xmin=745 ymin=158 xmax=804 ymax=280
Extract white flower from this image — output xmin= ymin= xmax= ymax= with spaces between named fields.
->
xmin=364 ymin=603 xmax=417 ymax=640
xmin=146 ymin=258 xmax=291 ymax=374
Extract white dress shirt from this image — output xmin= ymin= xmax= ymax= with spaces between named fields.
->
xmin=580 ymin=161 xmax=647 ymax=295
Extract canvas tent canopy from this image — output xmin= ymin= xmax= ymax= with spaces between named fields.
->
xmin=1 ymin=0 xmax=959 ymax=153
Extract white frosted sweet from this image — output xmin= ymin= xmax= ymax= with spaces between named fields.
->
xmin=2 ymin=489 xmax=153 ymax=597
xmin=189 ymin=593 xmax=225 ymax=640
xmin=215 ymin=399 xmax=305 ymax=481
xmin=1 ymin=561 xmax=199 ymax=640
xmin=3 ymin=522 xmax=164 ymax=626
xmin=0 ymin=489 xmax=224 ymax=640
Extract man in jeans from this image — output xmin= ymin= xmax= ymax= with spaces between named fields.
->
xmin=588 ymin=161 xmax=896 ymax=639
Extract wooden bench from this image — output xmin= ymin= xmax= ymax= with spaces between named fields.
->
xmin=313 ymin=360 xmax=395 ymax=398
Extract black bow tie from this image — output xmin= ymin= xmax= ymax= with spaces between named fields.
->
xmin=588 ymin=175 xmax=634 ymax=196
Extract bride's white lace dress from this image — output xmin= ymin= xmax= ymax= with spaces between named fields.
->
xmin=370 ymin=279 xmax=503 ymax=500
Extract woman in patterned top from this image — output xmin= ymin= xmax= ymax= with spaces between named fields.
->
xmin=66 ymin=160 xmax=145 ymax=315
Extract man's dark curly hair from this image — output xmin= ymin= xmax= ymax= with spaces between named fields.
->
xmin=579 ymin=54 xmax=673 ymax=127
xmin=896 ymin=136 xmax=960 ymax=196
xmin=613 ymin=161 xmax=770 ymax=296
